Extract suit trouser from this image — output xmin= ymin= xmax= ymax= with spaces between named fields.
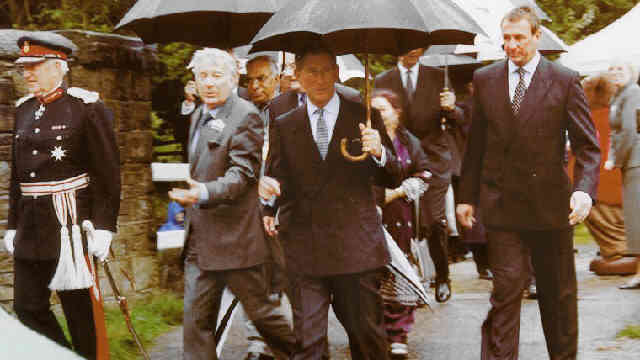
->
xmin=13 ymin=258 xmax=97 ymax=359
xmin=288 ymin=269 xmax=389 ymax=360
xmin=183 ymin=255 xmax=296 ymax=360
xmin=422 ymin=181 xmax=450 ymax=282
xmin=482 ymin=228 xmax=578 ymax=360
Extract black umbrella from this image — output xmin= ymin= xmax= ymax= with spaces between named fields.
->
xmin=251 ymin=0 xmax=486 ymax=161
xmin=115 ymin=0 xmax=288 ymax=48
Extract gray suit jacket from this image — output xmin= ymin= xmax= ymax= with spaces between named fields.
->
xmin=185 ymin=93 xmax=268 ymax=270
xmin=608 ymin=82 xmax=640 ymax=169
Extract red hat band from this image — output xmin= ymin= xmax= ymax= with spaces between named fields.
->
xmin=20 ymin=41 xmax=68 ymax=61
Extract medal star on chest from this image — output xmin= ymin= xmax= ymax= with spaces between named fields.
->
xmin=51 ymin=146 xmax=67 ymax=161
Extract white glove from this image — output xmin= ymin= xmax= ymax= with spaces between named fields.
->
xmin=3 ymin=230 xmax=15 ymax=254
xmin=91 ymin=230 xmax=113 ymax=261
xmin=569 ymin=191 xmax=592 ymax=225
xmin=401 ymin=177 xmax=426 ymax=201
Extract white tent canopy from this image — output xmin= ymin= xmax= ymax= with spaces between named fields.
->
xmin=560 ymin=4 xmax=640 ymax=76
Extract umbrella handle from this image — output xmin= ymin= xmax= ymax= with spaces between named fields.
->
xmin=341 ymin=52 xmax=371 ymax=162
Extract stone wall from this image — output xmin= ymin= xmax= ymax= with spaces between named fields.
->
xmin=0 ymin=30 xmax=160 ymax=306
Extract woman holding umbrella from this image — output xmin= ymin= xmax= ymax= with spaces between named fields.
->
xmin=372 ymin=89 xmax=431 ymax=359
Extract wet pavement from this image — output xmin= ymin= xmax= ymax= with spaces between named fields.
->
xmin=150 ymin=243 xmax=640 ymax=359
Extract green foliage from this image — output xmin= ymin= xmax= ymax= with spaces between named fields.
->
xmin=573 ymin=223 xmax=595 ymax=246
xmin=537 ymin=0 xmax=640 ymax=45
xmin=58 ymin=291 xmax=183 ymax=360
xmin=617 ymin=324 xmax=640 ymax=339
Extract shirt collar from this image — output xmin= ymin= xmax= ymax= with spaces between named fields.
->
xmin=398 ymin=61 xmax=419 ymax=74
xmin=508 ymin=51 xmax=541 ymax=75
xmin=307 ymin=88 xmax=340 ymax=119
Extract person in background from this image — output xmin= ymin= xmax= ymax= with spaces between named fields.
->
xmin=578 ymin=74 xmax=635 ymax=276
xmin=371 ymin=89 xmax=430 ymax=359
xmin=603 ymin=60 xmax=640 ymax=289
xmin=376 ymin=47 xmax=463 ymax=303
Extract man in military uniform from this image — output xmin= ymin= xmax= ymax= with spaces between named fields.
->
xmin=3 ymin=33 xmax=121 ymax=359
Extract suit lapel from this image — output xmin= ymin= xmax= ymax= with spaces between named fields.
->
xmin=291 ymin=106 xmax=323 ymax=165
xmin=514 ymin=58 xmax=553 ymax=129
xmin=326 ymin=96 xmax=358 ymax=165
xmin=188 ymin=106 xmax=203 ymax=164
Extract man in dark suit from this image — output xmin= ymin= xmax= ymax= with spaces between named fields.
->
xmin=375 ymin=48 xmax=463 ymax=302
xmin=456 ymin=7 xmax=600 ymax=360
xmin=169 ymin=48 xmax=295 ymax=360
xmin=264 ymin=42 xmax=401 ymax=360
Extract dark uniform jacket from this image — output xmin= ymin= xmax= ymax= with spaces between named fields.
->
xmin=184 ymin=93 xmax=267 ymax=271
xmin=9 ymin=88 xmax=121 ymax=260
xmin=458 ymin=58 xmax=600 ymax=230
xmin=265 ymin=94 xmax=402 ymax=276
xmin=375 ymin=65 xmax=463 ymax=186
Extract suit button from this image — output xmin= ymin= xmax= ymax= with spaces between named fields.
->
xmin=532 ymin=173 xmax=537 ymax=177
xmin=34 ymin=128 xmax=40 ymax=134
xmin=32 ymin=150 xmax=38 ymax=155
xmin=15 ymin=134 xmax=19 ymax=139
xmin=29 ymin=172 xmax=36 ymax=178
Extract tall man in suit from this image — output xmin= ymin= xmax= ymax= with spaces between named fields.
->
xmin=375 ymin=48 xmax=463 ymax=302
xmin=264 ymin=43 xmax=402 ymax=360
xmin=168 ymin=48 xmax=296 ymax=360
xmin=456 ymin=7 xmax=600 ymax=360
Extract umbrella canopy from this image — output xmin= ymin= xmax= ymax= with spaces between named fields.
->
xmin=115 ymin=0 xmax=287 ymax=47
xmin=420 ymin=53 xmax=479 ymax=67
xmin=250 ymin=0 xmax=486 ymax=55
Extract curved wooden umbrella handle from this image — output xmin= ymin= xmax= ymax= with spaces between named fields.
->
xmin=340 ymin=138 xmax=369 ymax=162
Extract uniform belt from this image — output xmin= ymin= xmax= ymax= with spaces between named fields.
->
xmin=20 ymin=173 xmax=89 ymax=197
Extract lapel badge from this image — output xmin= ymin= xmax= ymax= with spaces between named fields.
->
xmin=209 ymin=118 xmax=226 ymax=131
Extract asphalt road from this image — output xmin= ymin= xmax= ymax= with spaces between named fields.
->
xmin=150 ymin=244 xmax=640 ymax=360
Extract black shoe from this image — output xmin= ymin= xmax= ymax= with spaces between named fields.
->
xmin=245 ymin=353 xmax=275 ymax=360
xmin=435 ymin=280 xmax=451 ymax=303
xmin=478 ymin=269 xmax=494 ymax=280
xmin=619 ymin=277 xmax=640 ymax=289
xmin=525 ymin=283 xmax=537 ymax=299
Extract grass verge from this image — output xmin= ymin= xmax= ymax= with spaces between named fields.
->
xmin=618 ymin=325 xmax=640 ymax=339
xmin=573 ymin=223 xmax=595 ymax=246
xmin=58 ymin=290 xmax=183 ymax=360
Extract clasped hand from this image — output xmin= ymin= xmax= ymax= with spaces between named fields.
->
xmin=358 ymin=123 xmax=382 ymax=158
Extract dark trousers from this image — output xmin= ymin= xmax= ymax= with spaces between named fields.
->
xmin=13 ymin=258 xmax=97 ymax=359
xmin=482 ymin=229 xmax=578 ymax=360
xmin=289 ymin=269 xmax=389 ymax=360
xmin=423 ymin=182 xmax=450 ymax=282
xmin=183 ymin=254 xmax=296 ymax=360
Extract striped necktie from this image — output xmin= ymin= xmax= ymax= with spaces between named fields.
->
xmin=511 ymin=67 xmax=526 ymax=115
xmin=405 ymin=68 xmax=415 ymax=104
xmin=315 ymin=108 xmax=329 ymax=159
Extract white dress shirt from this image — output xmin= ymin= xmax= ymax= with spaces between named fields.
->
xmin=397 ymin=61 xmax=419 ymax=92
xmin=507 ymin=51 xmax=541 ymax=101
xmin=306 ymin=89 xmax=386 ymax=165
xmin=307 ymin=91 xmax=340 ymax=144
